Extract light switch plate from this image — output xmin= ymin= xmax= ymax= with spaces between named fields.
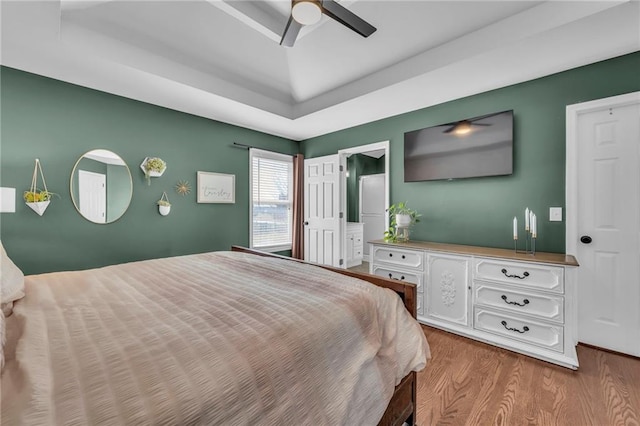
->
xmin=549 ymin=207 xmax=562 ymax=222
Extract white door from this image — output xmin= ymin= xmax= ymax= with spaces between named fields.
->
xmin=78 ymin=169 xmax=106 ymax=224
xmin=575 ymin=96 xmax=640 ymax=356
xmin=359 ymin=174 xmax=386 ymax=258
xmin=304 ymin=155 xmax=341 ymax=267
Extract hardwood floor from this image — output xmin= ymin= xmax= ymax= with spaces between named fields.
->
xmin=348 ymin=261 xmax=370 ymax=274
xmin=417 ymin=325 xmax=640 ymax=426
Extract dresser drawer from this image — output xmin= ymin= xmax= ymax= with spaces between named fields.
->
xmin=474 ymin=282 xmax=564 ymax=323
xmin=372 ymin=246 xmax=423 ymax=270
xmin=474 ymin=308 xmax=564 ymax=352
xmin=474 ymin=259 xmax=564 ymax=293
xmin=372 ymin=265 xmax=423 ymax=292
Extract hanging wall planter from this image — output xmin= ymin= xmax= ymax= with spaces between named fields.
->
xmin=157 ymin=191 xmax=171 ymax=216
xmin=140 ymin=157 xmax=166 ymax=185
xmin=24 ymin=158 xmax=58 ymax=216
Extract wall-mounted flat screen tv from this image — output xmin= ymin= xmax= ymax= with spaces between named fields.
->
xmin=404 ymin=110 xmax=513 ymax=182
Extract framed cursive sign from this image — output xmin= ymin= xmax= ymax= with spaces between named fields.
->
xmin=197 ymin=171 xmax=235 ymax=203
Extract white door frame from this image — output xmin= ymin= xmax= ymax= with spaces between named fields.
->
xmin=565 ymin=91 xmax=640 ymax=345
xmin=566 ymin=91 xmax=640 ymax=255
xmin=338 ymin=141 xmax=390 ymax=266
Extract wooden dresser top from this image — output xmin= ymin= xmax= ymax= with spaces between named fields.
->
xmin=369 ymin=240 xmax=579 ymax=267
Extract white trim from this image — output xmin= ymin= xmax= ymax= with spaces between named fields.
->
xmin=565 ymin=91 xmax=640 ymax=256
xmin=338 ymin=141 xmax=390 ymax=269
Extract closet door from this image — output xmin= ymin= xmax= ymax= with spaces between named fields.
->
xmin=572 ymin=93 xmax=640 ymax=356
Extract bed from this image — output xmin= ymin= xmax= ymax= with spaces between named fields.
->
xmin=1 ymin=246 xmax=430 ymax=425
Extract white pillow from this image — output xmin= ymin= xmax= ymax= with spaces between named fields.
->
xmin=1 ymin=241 xmax=25 ymax=316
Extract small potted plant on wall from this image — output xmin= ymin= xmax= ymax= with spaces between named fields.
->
xmin=140 ymin=157 xmax=167 ymax=185
xmin=23 ymin=189 xmax=59 ymax=216
xmin=384 ymin=201 xmax=421 ymax=242
xmin=24 ymin=158 xmax=59 ymax=216
xmin=157 ymin=191 xmax=171 ymax=216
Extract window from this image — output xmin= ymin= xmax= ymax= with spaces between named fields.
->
xmin=250 ymin=149 xmax=293 ymax=252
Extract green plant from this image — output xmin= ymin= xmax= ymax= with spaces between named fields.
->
xmin=387 ymin=201 xmax=421 ymax=225
xmin=384 ymin=202 xmax=421 ymax=242
xmin=383 ymin=227 xmax=398 ymax=242
xmin=143 ymin=157 xmax=166 ymax=185
xmin=23 ymin=189 xmax=59 ymax=203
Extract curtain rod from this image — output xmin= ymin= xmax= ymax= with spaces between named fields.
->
xmin=232 ymin=142 xmax=295 ymax=157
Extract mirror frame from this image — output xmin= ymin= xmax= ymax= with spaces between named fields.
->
xmin=70 ymin=149 xmax=133 ymax=224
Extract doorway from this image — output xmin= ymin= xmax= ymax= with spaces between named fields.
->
xmin=339 ymin=141 xmax=390 ymax=269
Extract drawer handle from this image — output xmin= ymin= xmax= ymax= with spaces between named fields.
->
xmin=501 ymin=268 xmax=530 ymax=279
xmin=501 ymin=320 xmax=529 ymax=334
xmin=389 ymin=253 xmax=393 ymax=257
xmin=402 ymin=255 xmax=406 ymax=259
xmin=501 ymin=295 xmax=530 ymax=307
xmin=388 ymin=273 xmax=405 ymax=281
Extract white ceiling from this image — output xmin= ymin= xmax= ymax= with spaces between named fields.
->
xmin=1 ymin=1 xmax=639 ymax=141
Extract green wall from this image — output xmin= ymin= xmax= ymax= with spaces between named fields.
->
xmin=2 ymin=52 xmax=638 ymax=274
xmin=301 ymin=52 xmax=640 ymax=254
xmin=0 ymin=66 xmax=298 ymax=274
xmin=106 ymin=163 xmax=131 ymax=222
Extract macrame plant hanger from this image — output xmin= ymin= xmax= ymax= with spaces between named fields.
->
xmin=25 ymin=158 xmax=50 ymax=216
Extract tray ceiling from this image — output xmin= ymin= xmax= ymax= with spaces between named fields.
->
xmin=2 ymin=1 xmax=639 ymax=140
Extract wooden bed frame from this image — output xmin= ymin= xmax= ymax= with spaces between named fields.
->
xmin=231 ymin=246 xmax=418 ymax=426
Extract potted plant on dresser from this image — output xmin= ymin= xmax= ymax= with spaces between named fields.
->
xmin=384 ymin=202 xmax=421 ymax=242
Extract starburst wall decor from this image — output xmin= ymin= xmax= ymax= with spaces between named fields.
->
xmin=175 ymin=180 xmax=191 ymax=196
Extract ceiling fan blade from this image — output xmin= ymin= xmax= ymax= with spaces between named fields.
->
xmin=280 ymin=15 xmax=302 ymax=47
xmin=321 ymin=0 xmax=376 ymax=38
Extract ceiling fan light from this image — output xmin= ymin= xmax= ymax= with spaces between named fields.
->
xmin=453 ymin=121 xmax=472 ymax=135
xmin=292 ymin=0 xmax=322 ymax=25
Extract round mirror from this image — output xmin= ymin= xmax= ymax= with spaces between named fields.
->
xmin=70 ymin=149 xmax=133 ymax=224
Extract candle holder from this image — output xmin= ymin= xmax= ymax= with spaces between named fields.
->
xmin=513 ymin=208 xmax=537 ymax=255
xmin=514 ymin=230 xmax=536 ymax=255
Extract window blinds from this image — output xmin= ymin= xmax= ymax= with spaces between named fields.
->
xmin=250 ymin=149 xmax=293 ymax=251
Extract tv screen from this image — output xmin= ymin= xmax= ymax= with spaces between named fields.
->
xmin=404 ymin=110 xmax=513 ymax=182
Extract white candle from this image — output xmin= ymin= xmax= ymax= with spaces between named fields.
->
xmin=513 ymin=217 xmax=518 ymax=240
xmin=532 ymin=214 xmax=537 ymax=238
xmin=525 ymin=208 xmax=530 ymax=231
xmin=529 ymin=210 xmax=534 ymax=234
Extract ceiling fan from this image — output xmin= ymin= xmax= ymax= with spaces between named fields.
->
xmin=443 ymin=113 xmax=496 ymax=135
xmin=280 ymin=0 xmax=377 ymax=47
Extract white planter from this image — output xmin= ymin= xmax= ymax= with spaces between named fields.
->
xmin=140 ymin=157 xmax=166 ymax=178
xmin=396 ymin=213 xmax=412 ymax=228
xmin=158 ymin=205 xmax=171 ymax=216
xmin=26 ymin=200 xmax=50 ymax=216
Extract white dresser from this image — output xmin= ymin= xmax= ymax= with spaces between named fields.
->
xmin=346 ymin=223 xmax=364 ymax=268
xmin=370 ymin=240 xmax=579 ymax=369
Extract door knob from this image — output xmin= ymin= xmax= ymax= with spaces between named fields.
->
xmin=580 ymin=235 xmax=592 ymax=244
xmin=304 ymin=221 xmax=309 ymax=225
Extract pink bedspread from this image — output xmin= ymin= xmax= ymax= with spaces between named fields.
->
xmin=2 ymin=251 xmax=430 ymax=425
